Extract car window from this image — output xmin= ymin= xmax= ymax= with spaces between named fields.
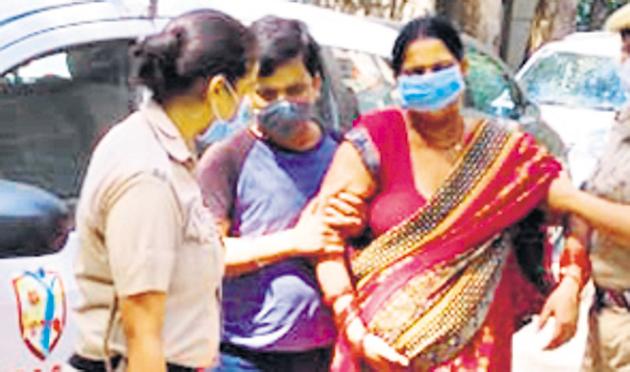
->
xmin=520 ymin=51 xmax=628 ymax=111
xmin=323 ymin=46 xmax=397 ymax=131
xmin=465 ymin=44 xmax=521 ymax=119
xmin=0 ymin=39 xmax=137 ymax=199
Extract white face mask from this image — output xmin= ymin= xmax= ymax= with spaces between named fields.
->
xmin=619 ymin=59 xmax=630 ymax=93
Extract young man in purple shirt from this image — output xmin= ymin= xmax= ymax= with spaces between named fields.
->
xmin=197 ymin=16 xmax=362 ymax=372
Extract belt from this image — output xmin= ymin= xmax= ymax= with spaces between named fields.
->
xmin=68 ymin=354 xmax=123 ymax=372
xmin=595 ymin=286 xmax=630 ymax=311
xmin=69 ymin=353 xmax=198 ymax=372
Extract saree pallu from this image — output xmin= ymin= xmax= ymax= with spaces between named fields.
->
xmin=333 ymin=121 xmax=561 ymax=371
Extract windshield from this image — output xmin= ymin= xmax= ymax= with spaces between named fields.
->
xmin=520 ymin=51 xmax=627 ymax=111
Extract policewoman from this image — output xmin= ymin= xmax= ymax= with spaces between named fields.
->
xmin=69 ymin=9 xmax=257 ymax=372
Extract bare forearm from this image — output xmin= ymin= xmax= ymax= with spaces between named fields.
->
xmin=126 ymin=336 xmax=166 ymax=372
xmin=566 ymin=191 xmax=630 ymax=247
xmin=223 ymin=229 xmax=299 ymax=277
xmin=120 ymin=293 xmax=167 ymax=372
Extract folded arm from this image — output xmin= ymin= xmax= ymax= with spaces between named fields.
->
xmin=314 ymin=141 xmax=376 ymax=303
xmin=314 ymin=142 xmax=409 ymax=368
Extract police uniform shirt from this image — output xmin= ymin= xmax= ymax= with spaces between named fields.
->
xmin=73 ymin=100 xmax=223 ymax=368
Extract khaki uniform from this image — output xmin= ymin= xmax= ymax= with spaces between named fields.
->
xmin=583 ymin=105 xmax=630 ymax=372
xmin=73 ymin=100 xmax=223 ymax=368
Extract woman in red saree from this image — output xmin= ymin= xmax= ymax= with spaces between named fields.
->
xmin=312 ymin=16 xmax=590 ymax=371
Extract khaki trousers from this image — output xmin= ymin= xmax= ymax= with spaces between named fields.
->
xmin=583 ymin=306 xmax=630 ymax=371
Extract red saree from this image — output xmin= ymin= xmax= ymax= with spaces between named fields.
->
xmin=334 ymin=110 xmax=561 ymax=371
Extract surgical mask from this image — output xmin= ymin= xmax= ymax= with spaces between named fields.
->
xmin=257 ymin=100 xmax=313 ymax=140
xmin=619 ymin=59 xmax=630 ymax=93
xmin=197 ymin=96 xmax=253 ymax=149
xmin=397 ymin=65 xmax=465 ymax=112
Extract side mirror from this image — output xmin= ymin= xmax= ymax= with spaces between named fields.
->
xmin=0 ymin=180 xmax=69 ymax=258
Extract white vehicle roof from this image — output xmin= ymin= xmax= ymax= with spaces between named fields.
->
xmin=533 ymin=31 xmax=620 ymax=58
xmin=0 ymin=1 xmax=152 ymax=73
xmin=155 ymin=0 xmax=396 ymax=58
xmin=0 ymin=0 xmax=397 ymax=74
xmin=517 ymin=31 xmax=622 ymax=80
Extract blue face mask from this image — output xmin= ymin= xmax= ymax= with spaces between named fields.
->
xmin=257 ymin=100 xmax=313 ymax=139
xmin=397 ymin=65 xmax=465 ymax=112
xmin=196 ymin=97 xmax=253 ymax=150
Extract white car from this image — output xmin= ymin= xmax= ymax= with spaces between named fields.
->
xmin=517 ymin=32 xmax=627 ymax=186
xmin=0 ymin=2 xmax=396 ymax=370
xmin=0 ymin=1 xmax=565 ymax=370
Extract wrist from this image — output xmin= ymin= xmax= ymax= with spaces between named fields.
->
xmin=559 ymin=264 xmax=584 ymax=291
xmin=345 ymin=317 xmax=368 ymax=348
xmin=283 ymin=228 xmax=302 ymax=256
xmin=559 ymin=246 xmax=591 ymax=289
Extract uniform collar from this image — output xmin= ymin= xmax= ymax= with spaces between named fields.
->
xmin=141 ymin=100 xmax=196 ymax=165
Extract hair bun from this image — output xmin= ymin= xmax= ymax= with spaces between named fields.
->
xmin=131 ymin=27 xmax=187 ymax=98
xmin=143 ymin=26 xmax=184 ymax=63
xmin=129 ymin=9 xmax=256 ymax=103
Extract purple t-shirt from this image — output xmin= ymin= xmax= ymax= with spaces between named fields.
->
xmin=197 ymin=129 xmax=337 ymax=352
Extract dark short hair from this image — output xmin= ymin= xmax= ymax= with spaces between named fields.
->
xmin=392 ymin=16 xmax=464 ymax=76
xmin=131 ymin=9 xmax=257 ymax=103
xmin=250 ymin=15 xmax=322 ymax=78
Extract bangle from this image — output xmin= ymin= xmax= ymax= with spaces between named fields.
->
xmin=332 ymin=294 xmax=354 ymax=316
xmin=323 ymin=287 xmax=354 ymax=308
xmin=336 ymin=302 xmax=359 ymax=329
xmin=359 ymin=331 xmax=370 ymax=355
xmin=345 ymin=315 xmax=368 ymax=353
xmin=559 ymin=244 xmax=591 ymax=288
xmin=334 ymin=296 xmax=361 ymax=330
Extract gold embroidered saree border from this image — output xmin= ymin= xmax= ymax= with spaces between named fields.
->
xmin=394 ymin=236 xmax=509 ymax=362
xmin=362 ymin=136 xmax=547 ymax=342
xmin=365 ymin=234 xmax=511 ymax=367
xmin=366 ymin=234 xmax=498 ymax=344
xmin=352 ymin=121 xmax=516 ymax=287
